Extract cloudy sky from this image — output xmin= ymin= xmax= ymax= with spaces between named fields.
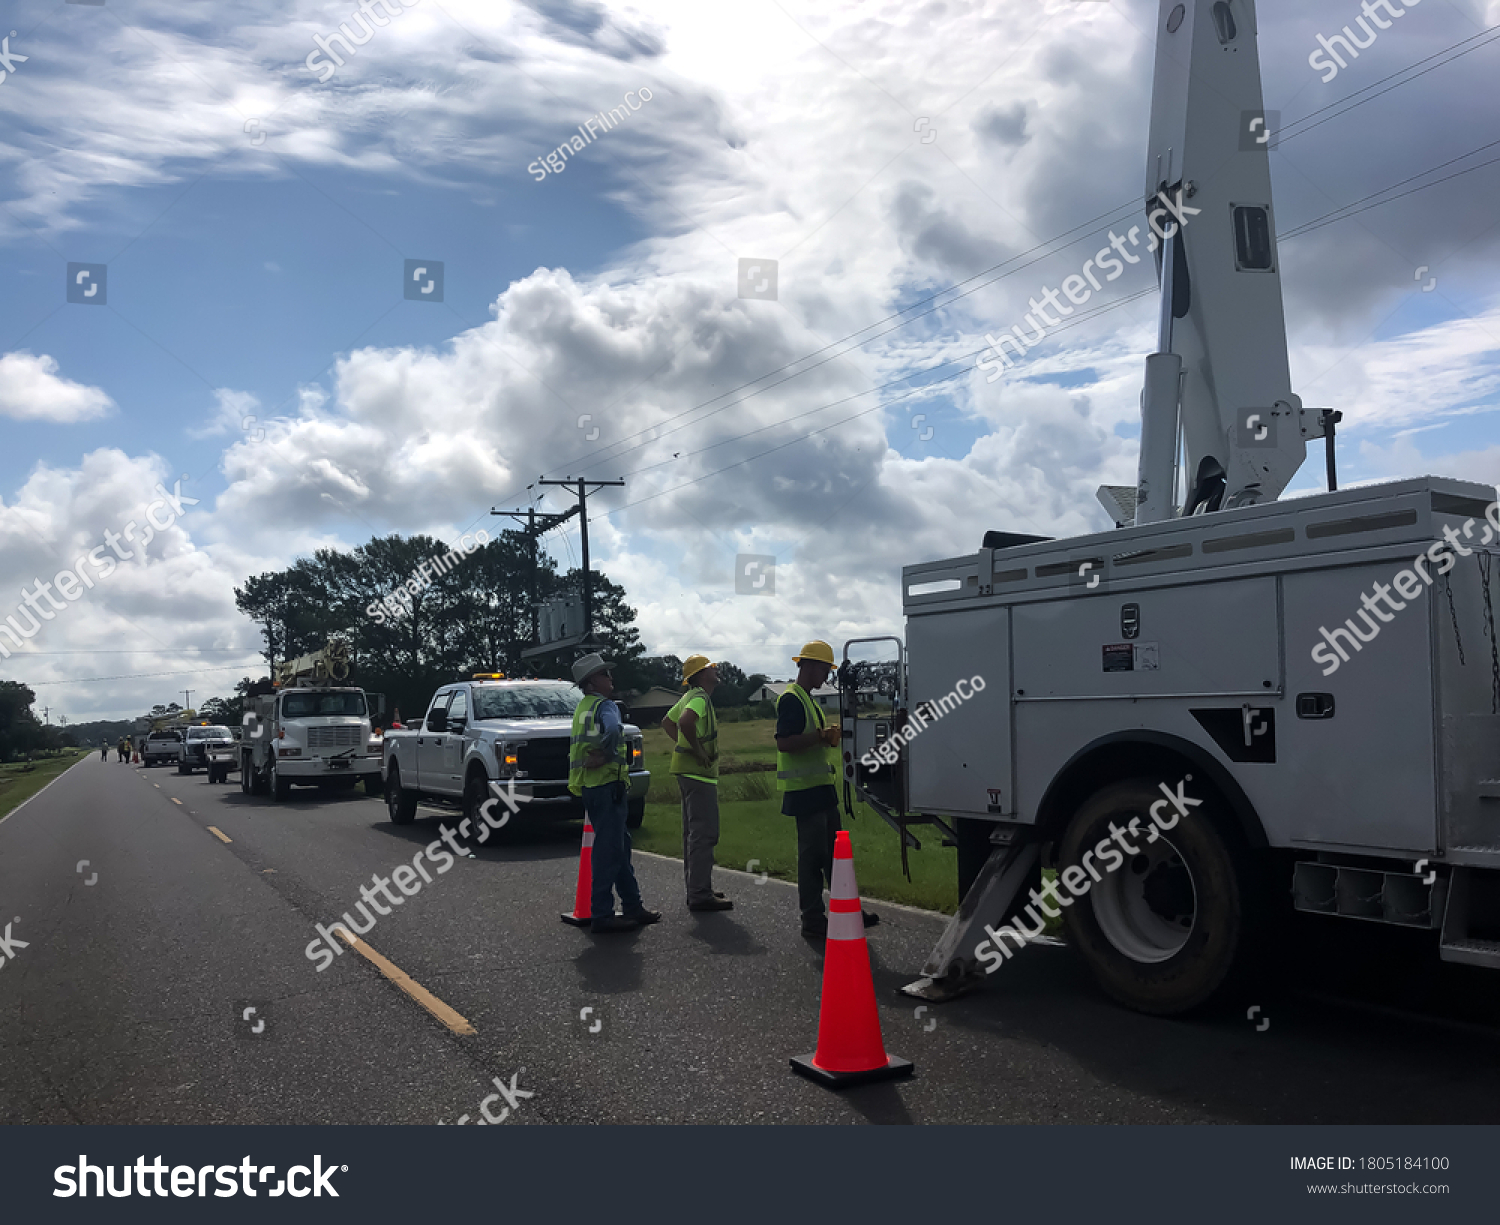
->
xmin=1 ymin=0 xmax=1499 ymax=720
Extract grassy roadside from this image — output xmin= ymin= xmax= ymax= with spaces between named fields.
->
xmin=0 ymin=750 xmax=89 ymax=822
xmin=632 ymin=719 xmax=960 ymax=914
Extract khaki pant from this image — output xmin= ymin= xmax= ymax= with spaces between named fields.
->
xmin=677 ymin=775 xmax=721 ymax=903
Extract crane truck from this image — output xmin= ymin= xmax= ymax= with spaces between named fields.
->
xmin=842 ymin=0 xmax=1500 ymax=1016
xmin=240 ymin=641 xmax=384 ymax=802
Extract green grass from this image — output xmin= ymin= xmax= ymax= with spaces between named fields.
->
xmin=634 ymin=719 xmax=960 ymax=913
xmin=0 ymin=749 xmax=88 ymax=821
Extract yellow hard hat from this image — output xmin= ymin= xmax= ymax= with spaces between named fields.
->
xmin=793 ymin=640 xmax=835 ymax=666
xmin=681 ymin=654 xmax=713 ymax=686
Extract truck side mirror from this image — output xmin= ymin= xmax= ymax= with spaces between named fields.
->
xmin=367 ymin=692 xmax=386 ymax=716
xmin=426 ymin=708 xmax=449 ymax=733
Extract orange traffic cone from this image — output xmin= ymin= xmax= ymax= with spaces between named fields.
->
xmin=791 ymin=831 xmax=913 ymax=1088
xmin=560 ymin=818 xmax=595 ymax=926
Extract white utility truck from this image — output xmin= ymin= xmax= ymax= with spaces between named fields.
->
xmin=382 ymin=674 xmax=650 ymax=830
xmin=844 ymin=0 xmax=1500 ymax=1016
xmin=240 ymin=641 xmax=384 ymax=801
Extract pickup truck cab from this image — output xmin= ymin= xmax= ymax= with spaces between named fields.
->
xmin=178 ymin=725 xmax=234 ymax=774
xmin=382 ymin=676 xmax=649 ymax=830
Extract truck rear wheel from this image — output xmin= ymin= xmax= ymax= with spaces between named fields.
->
xmin=364 ymin=774 xmax=384 ymax=798
xmin=1056 ymin=777 xmax=1261 ymax=1016
xmin=386 ymin=764 xmax=417 ymax=825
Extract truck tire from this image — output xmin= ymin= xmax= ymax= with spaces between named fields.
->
xmin=386 ymin=764 xmax=417 ymax=825
xmin=177 ymin=762 xmax=189 ymax=775
xmin=1055 ymin=776 xmax=1262 ymax=1016
xmin=463 ymin=770 xmax=502 ymax=839
xmin=364 ymin=774 xmax=385 ymax=798
xmin=627 ymin=799 xmax=645 ymax=830
xmin=271 ymin=759 xmax=291 ymax=803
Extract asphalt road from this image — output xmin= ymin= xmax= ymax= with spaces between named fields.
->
xmin=5 ymin=755 xmax=1500 ymax=1125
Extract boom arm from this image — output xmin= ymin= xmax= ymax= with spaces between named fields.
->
xmin=1135 ymin=0 xmax=1320 ymax=524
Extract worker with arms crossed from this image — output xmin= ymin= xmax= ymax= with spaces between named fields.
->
xmin=661 ymin=655 xmax=733 ymax=912
xmin=775 ymin=641 xmax=879 ymax=936
xmin=569 ymin=653 xmax=661 ymax=934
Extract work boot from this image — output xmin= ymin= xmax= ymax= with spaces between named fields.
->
xmin=623 ymin=907 xmax=662 ymax=925
xmin=590 ymin=915 xmax=640 ymax=934
xmin=863 ymin=911 xmax=880 ymax=928
xmin=688 ymin=897 xmax=733 ymax=912
xmin=800 ymin=914 xmax=828 ymax=936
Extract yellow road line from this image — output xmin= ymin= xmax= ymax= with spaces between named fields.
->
xmin=335 ymin=930 xmax=477 ymax=1036
xmin=207 ymin=826 xmax=232 ymax=844
xmin=171 ymin=798 xmax=183 ymax=806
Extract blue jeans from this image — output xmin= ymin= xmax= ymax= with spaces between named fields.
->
xmin=585 ymin=784 xmax=642 ymax=920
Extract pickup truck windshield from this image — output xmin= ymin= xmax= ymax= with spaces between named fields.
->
xmin=473 ymin=684 xmax=579 ymax=720
xmin=281 ymin=692 xmax=367 ymax=718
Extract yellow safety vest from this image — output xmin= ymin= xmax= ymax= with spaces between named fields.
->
xmin=568 ymin=694 xmax=626 ymax=795
xmin=775 ymin=684 xmax=838 ymax=793
xmin=668 ymin=688 xmax=719 ymax=783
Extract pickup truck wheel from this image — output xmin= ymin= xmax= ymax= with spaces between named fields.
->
xmin=177 ymin=762 xmax=188 ymax=775
xmin=271 ymin=759 xmax=291 ymax=802
xmin=627 ymin=799 xmax=645 ymax=830
xmin=1056 ymin=777 xmax=1262 ymax=1016
xmin=463 ymin=771 xmax=499 ymax=838
xmin=386 ymin=764 xmax=417 ymax=825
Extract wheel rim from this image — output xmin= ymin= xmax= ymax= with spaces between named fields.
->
xmin=1091 ymin=827 xmax=1197 ymax=964
xmin=387 ymin=772 xmax=399 ymax=817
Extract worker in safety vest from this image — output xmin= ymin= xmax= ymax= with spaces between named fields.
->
xmin=661 ymin=654 xmax=732 ymax=912
xmin=568 ymin=653 xmax=660 ymax=934
xmin=775 ymin=641 xmax=879 ymax=936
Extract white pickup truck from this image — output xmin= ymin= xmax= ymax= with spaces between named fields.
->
xmin=382 ymin=675 xmax=650 ymax=830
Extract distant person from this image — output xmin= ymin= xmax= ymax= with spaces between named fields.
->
xmin=775 ymin=641 xmax=878 ymax=937
xmin=568 ymin=653 xmax=660 ymax=934
xmin=116 ymin=738 xmax=128 ymax=762
xmin=661 ymin=655 xmax=731 ymax=912
xmin=100 ymin=740 xmax=108 ymax=761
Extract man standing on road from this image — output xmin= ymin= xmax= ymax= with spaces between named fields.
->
xmin=116 ymin=737 xmax=128 ymax=763
xmin=662 ymin=655 xmax=732 ymax=913
xmin=775 ymin=641 xmax=879 ymax=937
xmin=569 ymin=654 xmax=661 ymax=935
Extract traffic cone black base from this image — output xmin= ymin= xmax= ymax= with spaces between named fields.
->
xmin=790 ymin=1053 xmax=913 ymax=1089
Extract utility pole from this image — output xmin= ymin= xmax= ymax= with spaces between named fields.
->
xmin=40 ymin=705 xmax=50 ymax=725
xmin=538 ymin=477 xmax=624 ymax=648
xmin=183 ymin=690 xmax=193 ymax=713
xmin=491 ymin=495 xmax=580 ymax=647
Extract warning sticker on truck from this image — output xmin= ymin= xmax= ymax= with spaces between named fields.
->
xmin=1103 ymin=642 xmax=1159 ymax=672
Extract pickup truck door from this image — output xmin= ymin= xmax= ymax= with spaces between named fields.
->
xmin=417 ymin=692 xmax=451 ymax=791
xmin=442 ymin=689 xmax=469 ymax=793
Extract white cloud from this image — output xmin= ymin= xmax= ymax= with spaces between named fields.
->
xmin=0 ymin=352 xmax=115 ymax=423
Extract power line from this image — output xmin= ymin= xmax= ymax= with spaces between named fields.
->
xmin=26 ymin=666 xmax=260 ymax=686
xmin=1273 ymin=25 xmax=1500 ymax=145
xmin=1281 ymin=143 xmax=1500 ymax=241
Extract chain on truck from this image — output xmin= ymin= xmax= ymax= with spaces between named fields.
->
xmin=240 ymin=640 xmax=385 ymax=802
xmin=842 ymin=0 xmax=1500 ymax=1017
